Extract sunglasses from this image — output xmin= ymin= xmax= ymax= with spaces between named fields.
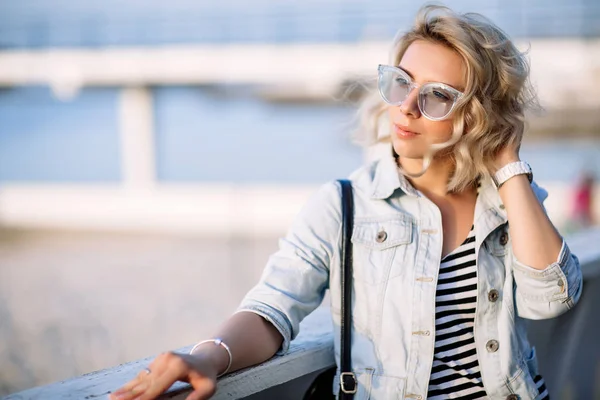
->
xmin=377 ymin=64 xmax=464 ymax=121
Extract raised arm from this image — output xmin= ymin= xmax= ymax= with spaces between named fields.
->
xmin=496 ymin=155 xmax=583 ymax=319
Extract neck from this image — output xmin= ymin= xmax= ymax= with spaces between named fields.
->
xmin=397 ymin=156 xmax=469 ymax=198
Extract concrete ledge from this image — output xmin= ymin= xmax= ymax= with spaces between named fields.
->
xmin=1 ymin=39 xmax=600 ymax=111
xmin=5 ymin=307 xmax=335 ymax=400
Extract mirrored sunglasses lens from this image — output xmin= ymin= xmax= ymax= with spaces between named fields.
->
xmin=379 ymin=69 xmax=411 ymax=104
xmin=420 ymin=86 xmax=455 ymax=119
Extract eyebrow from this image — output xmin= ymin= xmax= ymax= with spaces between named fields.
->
xmin=397 ymin=65 xmax=415 ymax=80
xmin=397 ymin=65 xmax=464 ymax=91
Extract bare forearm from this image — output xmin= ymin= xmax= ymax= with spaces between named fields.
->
xmin=498 ymin=174 xmax=563 ymax=270
xmin=190 ymin=311 xmax=283 ymax=376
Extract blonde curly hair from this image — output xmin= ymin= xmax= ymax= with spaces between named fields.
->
xmin=354 ymin=5 xmax=539 ymax=192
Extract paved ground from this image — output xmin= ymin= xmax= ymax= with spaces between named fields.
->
xmin=0 ymin=228 xmax=284 ymax=396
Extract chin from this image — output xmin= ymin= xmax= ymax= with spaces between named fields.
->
xmin=392 ymin=141 xmax=427 ymax=160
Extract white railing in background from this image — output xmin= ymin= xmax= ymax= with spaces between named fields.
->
xmin=1 ymin=40 xmax=600 ymax=111
xmin=5 ymin=227 xmax=600 ymax=400
xmin=0 ymin=182 xmax=596 ymax=237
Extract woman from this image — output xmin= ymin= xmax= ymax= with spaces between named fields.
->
xmin=110 ymin=6 xmax=582 ymax=400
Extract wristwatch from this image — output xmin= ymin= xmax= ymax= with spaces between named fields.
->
xmin=493 ymin=161 xmax=533 ymax=189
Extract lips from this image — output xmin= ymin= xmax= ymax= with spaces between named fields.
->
xmin=393 ymin=123 xmax=419 ymax=138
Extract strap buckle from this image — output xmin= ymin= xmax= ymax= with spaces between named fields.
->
xmin=340 ymin=372 xmax=358 ymax=394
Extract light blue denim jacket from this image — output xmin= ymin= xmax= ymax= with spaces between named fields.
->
xmin=237 ymin=155 xmax=583 ymax=400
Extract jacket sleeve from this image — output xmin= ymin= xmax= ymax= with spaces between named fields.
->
xmin=235 ymin=181 xmax=342 ymax=354
xmin=512 ymin=181 xmax=583 ymax=319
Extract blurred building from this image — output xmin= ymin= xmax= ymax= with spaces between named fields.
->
xmin=2 ymin=0 xmax=600 ymax=47
xmin=0 ymin=0 xmax=599 ymax=232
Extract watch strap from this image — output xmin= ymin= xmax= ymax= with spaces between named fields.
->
xmin=493 ymin=161 xmax=532 ymax=188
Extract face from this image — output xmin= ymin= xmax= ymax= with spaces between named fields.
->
xmin=385 ymin=40 xmax=467 ymax=160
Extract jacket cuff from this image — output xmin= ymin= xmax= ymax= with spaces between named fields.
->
xmin=512 ymin=240 xmax=580 ymax=304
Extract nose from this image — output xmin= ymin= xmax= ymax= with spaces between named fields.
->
xmin=399 ymin=87 xmax=421 ymax=118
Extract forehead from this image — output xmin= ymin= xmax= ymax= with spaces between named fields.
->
xmin=398 ymin=40 xmax=466 ymax=90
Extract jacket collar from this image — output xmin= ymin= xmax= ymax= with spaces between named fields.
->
xmin=370 ymin=154 xmax=548 ymax=227
xmin=475 ymin=177 xmax=508 ymax=231
xmin=475 ymin=175 xmax=548 ymax=231
xmin=369 ymin=155 xmax=419 ymax=199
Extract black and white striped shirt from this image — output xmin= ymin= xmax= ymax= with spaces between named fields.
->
xmin=427 ymin=227 xmax=550 ymax=399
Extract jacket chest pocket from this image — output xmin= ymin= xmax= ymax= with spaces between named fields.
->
xmin=351 ymin=216 xmax=414 ymax=285
xmin=487 ymin=225 xmax=510 ymax=257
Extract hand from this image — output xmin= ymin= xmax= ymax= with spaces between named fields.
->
xmin=109 ymin=352 xmax=219 ymax=400
xmin=493 ymin=141 xmax=521 ymax=173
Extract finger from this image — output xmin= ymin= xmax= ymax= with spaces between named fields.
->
xmin=184 ymin=382 xmax=217 ymax=400
xmin=110 ymin=380 xmax=142 ymax=400
xmin=184 ymin=370 xmax=217 ymax=400
xmin=118 ymin=367 xmax=153 ymax=392
xmin=147 ymin=353 xmax=171 ymax=376
xmin=110 ymin=364 xmax=160 ymax=400
xmin=110 ymin=352 xmax=177 ymax=400
xmin=113 ymin=377 xmax=141 ymax=394
xmin=135 ymin=362 xmax=186 ymax=400
xmin=110 ymin=379 xmax=150 ymax=400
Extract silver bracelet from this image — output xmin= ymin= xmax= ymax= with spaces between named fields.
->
xmin=189 ymin=338 xmax=233 ymax=378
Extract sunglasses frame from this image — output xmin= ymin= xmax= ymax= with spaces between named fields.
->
xmin=377 ymin=64 xmax=464 ymax=121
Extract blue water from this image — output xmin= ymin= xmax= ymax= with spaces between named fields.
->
xmin=0 ymin=87 xmax=121 ymax=182
xmin=153 ymin=87 xmax=361 ymax=183
xmin=0 ymin=86 xmax=599 ymax=184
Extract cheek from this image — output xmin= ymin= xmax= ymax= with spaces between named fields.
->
xmin=424 ymin=120 xmax=454 ymax=143
xmin=387 ymin=106 xmax=399 ymax=123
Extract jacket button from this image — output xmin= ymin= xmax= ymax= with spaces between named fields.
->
xmin=488 ymin=289 xmax=499 ymax=302
xmin=486 ymin=339 xmax=499 ymax=353
xmin=376 ymin=230 xmax=387 ymax=243
xmin=557 ymin=279 xmax=564 ymax=287
xmin=506 ymin=395 xmax=519 ymax=400
xmin=499 ymin=232 xmax=509 ymax=246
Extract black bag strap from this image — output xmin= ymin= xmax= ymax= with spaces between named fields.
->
xmin=337 ymin=179 xmax=356 ymax=399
